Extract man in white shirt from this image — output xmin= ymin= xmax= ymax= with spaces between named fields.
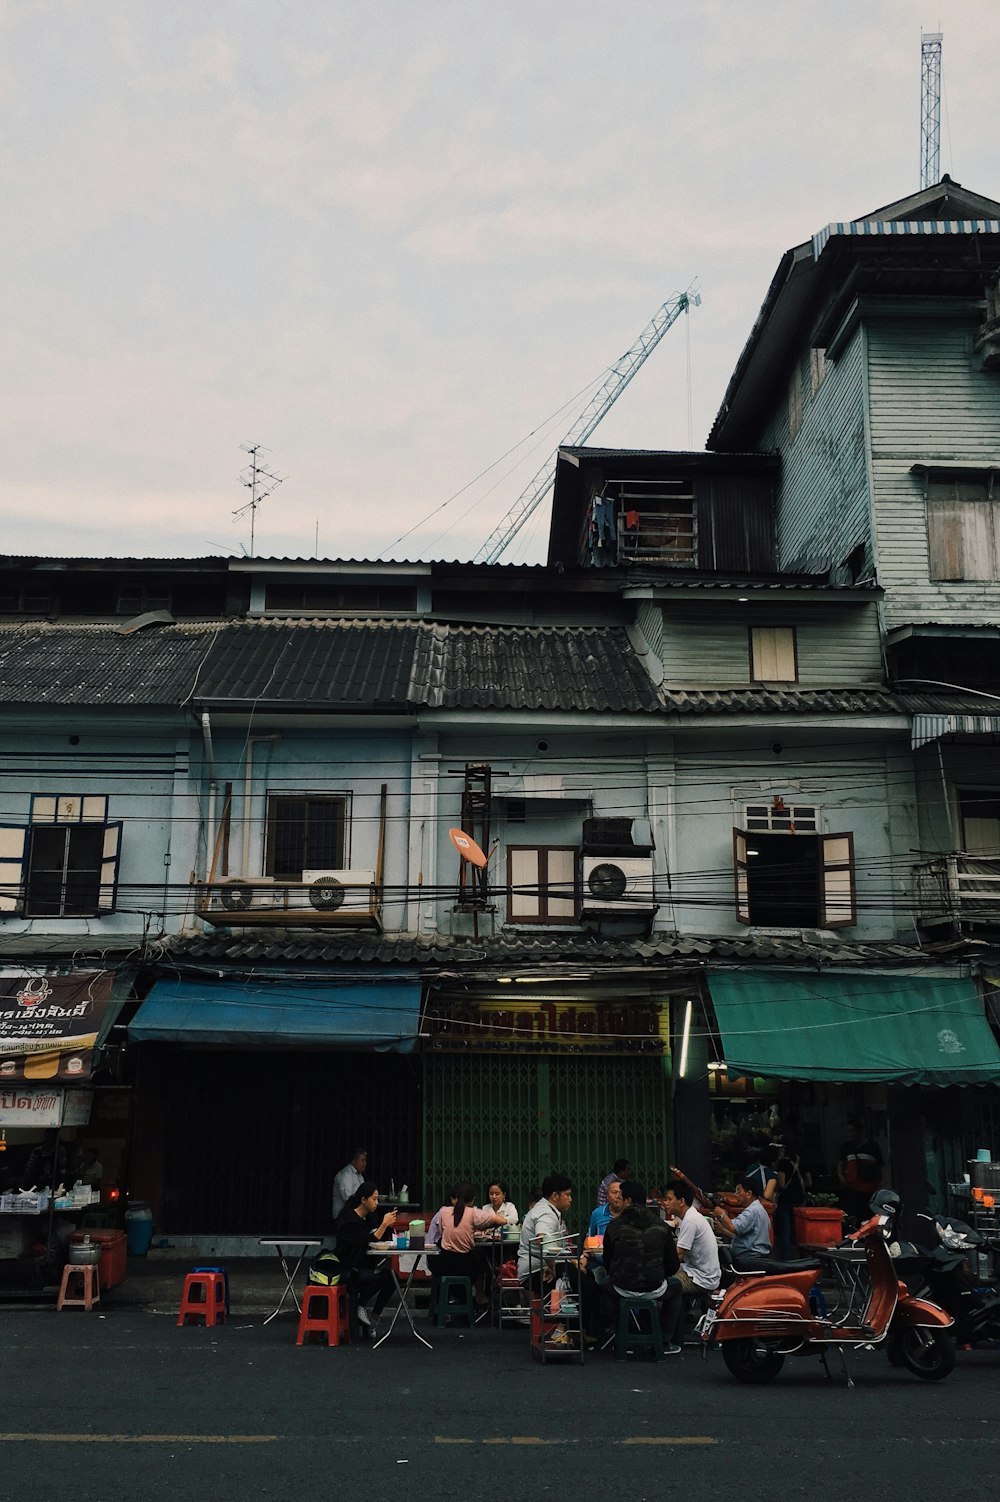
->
xmin=517 ymin=1173 xmax=575 ymax=1281
xmin=331 ymin=1147 xmax=368 ymax=1220
xmin=659 ymin=1179 xmax=721 ymax=1350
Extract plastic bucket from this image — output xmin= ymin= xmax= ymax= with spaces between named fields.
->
xmin=125 ymin=1203 xmax=154 ymax=1256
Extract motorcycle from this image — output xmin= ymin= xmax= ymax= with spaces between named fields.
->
xmin=700 ymin=1189 xmax=955 ymax=1385
xmin=892 ymin=1213 xmax=1000 ymax=1350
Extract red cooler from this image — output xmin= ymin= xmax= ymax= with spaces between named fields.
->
xmin=69 ymin=1229 xmax=127 ymax=1290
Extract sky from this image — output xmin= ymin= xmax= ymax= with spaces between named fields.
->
xmin=4 ymin=0 xmax=1000 ymax=565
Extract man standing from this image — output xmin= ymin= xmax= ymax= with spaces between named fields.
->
xmin=837 ymin=1117 xmax=883 ymax=1226
xmin=659 ymin=1179 xmax=721 ymax=1350
xmin=587 ymin=1178 xmax=623 ymax=1238
xmin=598 ymin=1158 xmax=631 ymax=1206
xmin=331 ymin=1146 xmax=368 ymax=1220
xmin=712 ymin=1177 xmax=772 ymax=1265
xmin=600 ymin=1180 xmax=679 ymax=1347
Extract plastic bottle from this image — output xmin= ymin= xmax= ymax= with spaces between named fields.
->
xmin=399 ymin=1183 xmax=409 ymax=1203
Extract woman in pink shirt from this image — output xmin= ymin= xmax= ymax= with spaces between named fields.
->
xmin=437 ymin=1182 xmax=505 ymax=1283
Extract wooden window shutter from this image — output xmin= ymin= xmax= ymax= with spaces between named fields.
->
xmin=820 ymin=832 xmax=856 ymax=929
xmin=733 ymin=828 xmax=751 ymax=924
xmin=508 ymin=847 xmax=542 ymax=921
xmin=0 ymin=824 xmax=28 ymax=912
xmin=98 ymin=822 xmax=124 ymax=913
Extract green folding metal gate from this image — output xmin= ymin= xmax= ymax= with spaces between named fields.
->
xmin=422 ymin=1053 xmax=672 ymax=1219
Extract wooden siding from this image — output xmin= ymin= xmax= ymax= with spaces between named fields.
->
xmin=866 ymin=317 xmax=1000 ymax=629
xmin=658 ymin=603 xmax=882 ymax=687
xmin=695 ymin=475 xmax=776 ymax=572
xmin=758 ymin=328 xmax=871 ymax=575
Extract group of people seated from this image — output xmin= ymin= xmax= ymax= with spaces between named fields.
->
xmin=327 ymin=1162 xmax=781 ymax=1347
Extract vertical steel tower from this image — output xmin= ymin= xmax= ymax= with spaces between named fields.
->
xmin=920 ymin=32 xmax=943 ymax=190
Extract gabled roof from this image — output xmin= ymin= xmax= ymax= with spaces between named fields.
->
xmin=709 ymin=177 xmax=1000 ymax=450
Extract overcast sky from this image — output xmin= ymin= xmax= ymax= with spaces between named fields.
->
xmin=4 ymin=1 xmax=1000 ymax=564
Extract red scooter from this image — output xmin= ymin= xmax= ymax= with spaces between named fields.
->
xmin=701 ymin=1190 xmax=955 ymax=1385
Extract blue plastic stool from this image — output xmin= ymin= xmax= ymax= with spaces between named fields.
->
xmin=193 ymin=1264 xmax=231 ymax=1316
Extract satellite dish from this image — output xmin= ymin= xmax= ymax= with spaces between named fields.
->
xmin=449 ymin=827 xmax=488 ymax=867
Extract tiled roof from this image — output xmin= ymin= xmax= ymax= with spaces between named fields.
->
xmin=0 ymin=619 xmax=661 ymax=714
xmin=163 ymin=928 xmax=965 ymax=972
xmin=658 ymin=687 xmax=902 ymax=715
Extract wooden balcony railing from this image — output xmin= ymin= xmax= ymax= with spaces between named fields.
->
xmin=913 ymin=855 xmax=1000 ymax=927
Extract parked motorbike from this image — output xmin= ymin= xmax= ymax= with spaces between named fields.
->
xmin=700 ymin=1189 xmax=955 ymax=1385
xmin=892 ymin=1213 xmax=1000 ymax=1351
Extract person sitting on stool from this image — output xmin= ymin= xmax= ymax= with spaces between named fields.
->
xmin=711 ymin=1176 xmax=773 ymax=1268
xmin=600 ymin=1179 xmax=679 ymax=1351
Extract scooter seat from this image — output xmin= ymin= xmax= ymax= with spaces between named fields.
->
xmin=732 ymin=1255 xmax=822 ymax=1275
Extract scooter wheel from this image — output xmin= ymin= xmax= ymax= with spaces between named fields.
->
xmin=721 ymin=1339 xmax=785 ymax=1384
xmin=888 ymin=1328 xmax=955 ymax=1381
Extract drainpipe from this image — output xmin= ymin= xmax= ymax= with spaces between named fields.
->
xmin=200 ymin=712 xmax=217 ymax=882
xmin=243 ymin=735 xmax=280 ymax=876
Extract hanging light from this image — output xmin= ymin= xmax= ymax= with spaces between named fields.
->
xmin=678 ymin=999 xmax=693 ymax=1079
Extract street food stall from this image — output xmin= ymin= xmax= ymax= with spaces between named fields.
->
xmin=0 ymin=969 xmax=124 ymax=1293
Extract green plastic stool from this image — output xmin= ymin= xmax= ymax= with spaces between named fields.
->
xmin=615 ymin=1295 xmax=665 ymax=1362
xmin=433 ymin=1276 xmax=476 ymax=1328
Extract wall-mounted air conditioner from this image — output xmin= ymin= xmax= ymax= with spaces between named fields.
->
xmin=299 ymin=869 xmax=376 ymax=914
xmin=209 ymin=876 xmax=282 ymax=914
xmin=581 ymin=855 xmax=656 ymax=912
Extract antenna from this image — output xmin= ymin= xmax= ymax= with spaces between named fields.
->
xmin=920 ymin=31 xmax=943 ymax=190
xmin=234 ymin=443 xmax=286 ymax=556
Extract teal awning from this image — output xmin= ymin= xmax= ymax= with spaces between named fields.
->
xmin=129 ymin=977 xmax=422 ymax=1052
xmin=706 ymin=970 xmax=1000 ymax=1086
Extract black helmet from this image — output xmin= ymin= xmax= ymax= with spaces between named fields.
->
xmin=869 ymin=1188 xmax=901 ymax=1220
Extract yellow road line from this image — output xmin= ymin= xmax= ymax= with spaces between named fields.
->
xmin=622 ymin=1437 xmax=717 ymax=1446
xmin=0 ymin=1434 xmax=277 ymax=1445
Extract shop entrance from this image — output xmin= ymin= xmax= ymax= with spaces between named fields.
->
xmin=158 ymin=1049 xmax=420 ymax=1234
xmin=422 ymin=1053 xmax=671 ymax=1214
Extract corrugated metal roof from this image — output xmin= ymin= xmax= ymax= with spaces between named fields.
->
xmin=0 ymin=618 xmax=662 ymax=714
xmin=163 ymin=928 xmax=965 ymax=971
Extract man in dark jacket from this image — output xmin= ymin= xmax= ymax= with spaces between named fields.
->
xmin=601 ymin=1180 xmax=680 ymax=1350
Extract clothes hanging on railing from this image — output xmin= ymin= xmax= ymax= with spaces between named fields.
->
xmin=587 ymin=496 xmax=618 ymax=564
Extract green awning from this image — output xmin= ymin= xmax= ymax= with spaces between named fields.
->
xmin=706 ymin=970 xmax=1000 ymax=1086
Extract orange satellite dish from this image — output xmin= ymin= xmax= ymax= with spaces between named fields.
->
xmin=449 ymin=827 xmax=488 ymax=867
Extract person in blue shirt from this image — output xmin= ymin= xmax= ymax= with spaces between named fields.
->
xmin=588 ymin=1178 xmax=624 ymax=1238
xmin=712 ymin=1177 xmax=772 ymax=1264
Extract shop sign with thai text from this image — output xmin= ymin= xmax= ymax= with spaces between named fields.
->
xmin=0 ymin=971 xmax=114 ymax=1083
xmin=426 ymin=998 xmax=671 ymax=1054
xmin=0 ymin=1086 xmax=64 ymax=1128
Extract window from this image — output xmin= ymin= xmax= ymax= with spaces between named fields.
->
xmin=264 ymin=582 xmax=417 ymax=614
xmin=734 ymin=806 xmax=855 ymax=929
xmin=0 ymin=587 xmax=54 ymax=614
xmin=959 ymin=791 xmax=1000 ymax=854
xmin=265 ymin=794 xmax=349 ymax=880
xmin=507 ymin=847 xmax=578 ymax=925
xmin=750 ymin=626 xmax=797 ymax=682
xmin=612 ymin=480 xmax=697 ymax=565
xmin=926 ymin=474 xmax=1000 ymax=581
xmin=116 ymin=585 xmax=172 ymax=615
xmin=0 ymin=795 xmax=122 ymax=918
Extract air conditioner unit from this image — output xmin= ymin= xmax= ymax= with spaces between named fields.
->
xmin=581 ymin=855 xmax=656 ymax=912
xmin=298 ymin=869 xmax=376 ymax=914
xmin=208 ymin=876 xmax=282 ymax=914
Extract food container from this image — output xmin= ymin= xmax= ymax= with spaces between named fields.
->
xmin=69 ymin=1228 xmax=127 ymax=1289
xmin=793 ymin=1206 xmax=845 ymax=1246
xmin=68 ymin=1240 xmax=101 ymax=1266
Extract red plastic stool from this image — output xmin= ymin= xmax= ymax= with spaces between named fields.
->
xmin=296 ymin=1283 xmax=351 ymax=1347
xmin=57 ymin=1263 xmax=101 ymax=1312
xmin=177 ymin=1270 xmax=227 ymax=1326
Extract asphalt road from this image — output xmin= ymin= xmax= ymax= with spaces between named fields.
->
xmin=4 ymin=1309 xmax=1000 ymax=1502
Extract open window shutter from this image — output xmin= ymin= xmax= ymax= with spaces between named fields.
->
xmin=733 ymin=828 xmax=751 ymax=924
xmin=0 ymin=824 xmax=27 ymax=912
xmin=820 ymin=831 xmax=856 ymax=929
xmin=99 ymin=822 xmax=123 ymax=912
xmin=508 ymin=847 xmax=542 ymax=921
xmin=546 ymin=848 xmax=578 ymax=921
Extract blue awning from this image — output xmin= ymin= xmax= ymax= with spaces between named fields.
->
xmin=128 ymin=977 xmax=423 ymax=1052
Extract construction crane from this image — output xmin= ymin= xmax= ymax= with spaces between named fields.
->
xmin=474 ymin=288 xmax=700 ymax=564
xmin=920 ymin=31 xmax=943 ymax=190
